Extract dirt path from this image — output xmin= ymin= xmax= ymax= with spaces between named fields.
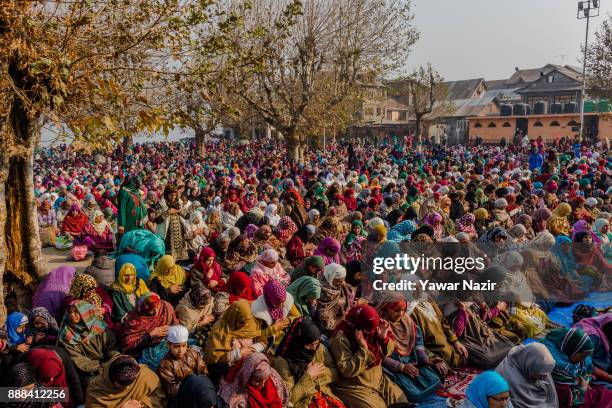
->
xmin=41 ymin=246 xmax=91 ymax=276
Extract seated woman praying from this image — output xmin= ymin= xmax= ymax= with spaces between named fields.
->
xmin=274 ymin=317 xmax=346 ymax=408
xmin=65 ymin=273 xmax=114 ymax=330
xmin=26 ymin=307 xmax=59 ymax=347
xmin=191 ymin=246 xmax=226 ymax=292
xmin=290 ymin=255 xmax=325 ymax=281
xmin=121 ymin=292 xmax=178 ymax=369
xmin=495 ymin=343 xmax=558 ymax=408
xmin=287 ymin=276 xmax=322 ymax=319
xmin=82 ymin=210 xmax=115 ymax=251
xmin=158 ymin=325 xmax=216 ymax=408
xmin=175 ymin=287 xmax=215 ymax=345
xmin=204 ymin=299 xmax=265 ymax=386
xmin=60 ymin=204 xmax=89 ymax=239
xmin=574 ymin=314 xmax=612 ymax=389
xmin=329 ymin=304 xmax=408 ymax=408
xmin=376 ymin=293 xmax=443 ymax=403
xmin=110 ymin=263 xmax=149 ymax=324
xmin=251 ymin=280 xmax=300 ymax=344
xmin=250 ymin=249 xmax=290 ymax=297
xmin=58 ymin=299 xmax=116 ymax=387
xmin=219 ymin=352 xmax=290 ymax=408
xmin=86 ymin=354 xmax=166 ymax=408
xmin=149 ymin=255 xmax=187 ymax=305
xmin=226 ymin=271 xmax=257 ymax=304
xmin=316 ymin=263 xmax=355 ymax=337
xmin=458 ymin=371 xmax=513 ymax=408
xmin=540 ymin=327 xmax=612 ymax=408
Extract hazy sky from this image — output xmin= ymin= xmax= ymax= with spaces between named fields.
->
xmin=406 ymin=0 xmax=612 ymax=81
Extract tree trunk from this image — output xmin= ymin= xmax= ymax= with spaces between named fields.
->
xmin=123 ymin=135 xmax=133 ymax=150
xmin=285 ymin=128 xmax=305 ymax=163
xmin=0 ymin=103 xmax=44 ymax=319
xmin=195 ymin=127 xmax=206 ymax=158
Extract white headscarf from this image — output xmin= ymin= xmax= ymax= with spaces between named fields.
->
xmin=322 ymin=263 xmax=346 ymax=287
xmin=264 ymin=204 xmax=280 ymax=227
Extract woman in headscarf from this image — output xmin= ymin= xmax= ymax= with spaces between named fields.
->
xmin=274 ymin=318 xmax=345 ymax=408
xmin=250 ymin=249 xmax=290 ymax=297
xmin=458 ymin=371 xmax=512 ymax=408
xmin=117 ymin=229 xmax=166 ymax=269
xmin=191 ymin=246 xmax=225 ymax=292
xmin=547 ymin=202 xmax=572 ymax=236
xmin=424 ymin=212 xmax=444 ymax=240
xmin=345 ymin=219 xmax=368 ymax=245
xmin=495 ymin=343 xmax=557 ymax=408
xmin=252 ymin=224 xmax=284 ymax=254
xmin=454 ymin=214 xmax=477 ymax=241
xmin=117 ymin=175 xmax=147 ymax=234
xmin=263 ymin=203 xmax=281 ymax=228
xmin=219 ymin=352 xmax=290 ymax=408
xmin=32 ymin=265 xmax=76 ymax=322
xmin=226 ymin=271 xmax=257 ymax=304
xmin=314 ymin=237 xmax=342 ymax=265
xmin=507 ymin=224 xmax=528 ymax=250
xmin=473 ymin=208 xmax=490 ymax=237
xmin=316 ymin=263 xmax=355 ymax=337
xmin=3 ymin=312 xmax=30 ymax=362
xmin=223 ymin=202 xmax=244 ymax=229
xmin=82 ymin=210 xmax=114 ymax=251
xmin=329 ymin=304 xmax=407 ymax=408
xmin=175 ymin=287 xmax=215 ymax=344
xmin=517 ymin=214 xmax=536 ymax=240
xmin=313 ymin=217 xmax=341 ymax=244
xmin=532 ymin=207 xmax=552 ymax=233
xmin=121 ymin=292 xmax=178 ymax=361
xmin=59 ymin=300 xmax=115 ymax=387
xmin=251 ymin=280 xmax=299 ymax=344
xmin=204 ymin=299 xmax=265 ymax=385
xmin=183 ymin=210 xmax=210 ymax=258
xmin=274 ymin=216 xmax=298 ymax=246
xmin=149 ymin=254 xmax=186 ymax=305
xmin=376 ymin=294 xmax=443 ymax=403
xmin=225 ymin=234 xmax=258 ymax=273
xmin=65 ymin=273 xmax=113 ymax=329
xmin=206 ymin=208 xmax=224 ymax=235
xmin=26 ymin=307 xmax=59 ymax=347
xmin=572 ymin=230 xmax=611 ymax=291
xmin=592 ymin=218 xmax=612 ymax=262
xmin=540 ymin=327 xmax=612 ymax=408
xmin=411 ymin=300 xmax=468 ymax=368
xmin=38 ymin=197 xmax=58 ymax=247
xmin=287 ymin=276 xmax=322 ymax=319
xmin=450 ymin=300 xmax=520 ymax=369
xmin=60 ymin=204 xmax=89 ymax=238
xmin=574 ymin=314 xmax=612 ymax=388
xmin=86 ymin=354 xmax=166 ymax=408
xmin=110 ymin=263 xmax=149 ymax=324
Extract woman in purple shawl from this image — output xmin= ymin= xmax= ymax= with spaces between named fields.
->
xmin=32 ymin=265 xmax=76 ymax=322
xmin=574 ymin=314 xmax=612 ymax=386
xmin=314 ymin=237 xmax=342 ymax=265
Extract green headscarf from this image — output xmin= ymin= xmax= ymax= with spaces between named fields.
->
xmin=287 ymin=276 xmax=321 ymax=318
xmin=291 ymin=256 xmax=325 ymax=281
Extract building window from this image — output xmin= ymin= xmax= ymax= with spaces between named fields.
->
xmin=387 ymin=111 xmax=393 ymax=120
xmin=474 ymin=123 xmax=482 ymax=128
xmin=547 ymin=75 xmax=554 ymax=83
xmin=568 ymin=120 xmax=579 ymax=126
xmin=488 ymin=123 xmax=496 ymax=128
xmin=399 ymin=111 xmax=407 ymax=121
xmin=554 ymin=95 xmax=576 ymax=105
xmin=502 ymin=122 xmax=511 ymax=127
xmin=550 ymin=121 xmax=560 ymax=126
xmin=533 ymin=121 xmax=543 ymax=127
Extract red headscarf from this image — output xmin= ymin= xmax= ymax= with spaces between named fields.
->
xmin=193 ymin=247 xmax=223 ymax=287
xmin=27 ymin=348 xmax=68 ymax=389
xmin=60 ymin=204 xmax=89 ymax=235
xmin=343 ymin=188 xmax=357 ymax=211
xmin=227 ymin=271 xmax=256 ymax=303
xmin=333 ymin=304 xmax=386 ymax=367
xmin=224 ymin=354 xmax=283 ymax=408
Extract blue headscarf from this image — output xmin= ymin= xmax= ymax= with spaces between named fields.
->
xmin=387 ymin=220 xmax=417 ymax=242
xmin=5 ymin=312 xmax=28 ymax=346
xmin=551 ymin=235 xmax=578 ymax=279
xmin=465 ymin=371 xmax=510 ymax=408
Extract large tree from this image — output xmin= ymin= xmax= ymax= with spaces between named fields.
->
xmin=221 ymin=0 xmax=418 ymax=162
xmin=0 ymin=0 xmax=243 ymax=316
xmin=585 ymin=13 xmax=612 ymax=99
xmin=388 ymin=64 xmax=448 ymax=143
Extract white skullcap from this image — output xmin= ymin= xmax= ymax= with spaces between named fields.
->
xmin=167 ymin=325 xmax=189 ymax=344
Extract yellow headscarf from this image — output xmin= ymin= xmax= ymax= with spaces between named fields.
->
xmin=373 ymin=224 xmax=387 ymax=243
xmin=112 ymin=263 xmax=149 ymax=297
xmin=149 ymin=255 xmax=186 ymax=288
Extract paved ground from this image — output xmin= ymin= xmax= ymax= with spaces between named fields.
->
xmin=41 ymin=246 xmax=91 ymax=276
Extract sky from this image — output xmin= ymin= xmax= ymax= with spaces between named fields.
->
xmin=406 ymin=0 xmax=612 ymax=81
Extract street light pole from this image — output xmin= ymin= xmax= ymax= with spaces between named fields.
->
xmin=577 ymin=0 xmax=600 ymax=141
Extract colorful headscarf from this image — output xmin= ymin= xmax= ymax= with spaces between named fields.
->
xmin=68 ymin=274 xmax=102 ymax=308
xmin=59 ymin=300 xmax=107 ymax=345
xmin=112 ymin=263 xmax=149 ymax=297
xmin=5 ymin=312 xmax=28 ymax=346
xmin=465 ymin=371 xmax=510 ymax=408
xmin=262 ymin=280 xmax=287 ymax=321
xmin=149 ymin=255 xmax=186 ymax=289
xmin=287 ymin=276 xmax=321 ymax=318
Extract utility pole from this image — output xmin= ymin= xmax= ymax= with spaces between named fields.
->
xmin=577 ymin=0 xmax=600 ymax=141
